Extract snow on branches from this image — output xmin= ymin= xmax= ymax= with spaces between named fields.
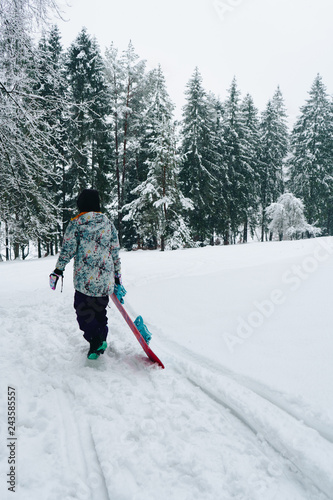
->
xmin=266 ymin=193 xmax=321 ymax=240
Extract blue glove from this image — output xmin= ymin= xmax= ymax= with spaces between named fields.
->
xmin=114 ymin=284 xmax=127 ymax=304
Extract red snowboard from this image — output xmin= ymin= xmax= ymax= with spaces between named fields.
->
xmin=111 ymin=293 xmax=165 ymax=369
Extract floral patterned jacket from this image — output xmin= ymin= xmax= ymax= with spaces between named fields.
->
xmin=55 ymin=212 xmax=121 ymax=297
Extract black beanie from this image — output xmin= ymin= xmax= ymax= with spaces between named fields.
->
xmin=77 ymin=189 xmax=101 ymax=212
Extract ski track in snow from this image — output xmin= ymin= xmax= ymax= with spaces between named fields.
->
xmin=0 ymin=255 xmax=333 ymax=499
xmin=159 ymin=340 xmax=333 ymax=498
xmin=156 ymin=335 xmax=333 ymax=442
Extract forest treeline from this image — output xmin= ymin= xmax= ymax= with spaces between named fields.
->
xmin=1 ymin=2 xmax=333 ymax=259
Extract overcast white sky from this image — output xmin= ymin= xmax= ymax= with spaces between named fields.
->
xmin=53 ymin=0 xmax=333 ymax=126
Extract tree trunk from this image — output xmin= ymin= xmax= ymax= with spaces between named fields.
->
xmin=115 ymin=110 xmax=121 ymax=239
xmin=13 ymin=242 xmax=19 ymax=259
xmin=243 ymin=216 xmax=248 ymax=243
xmin=91 ymin=138 xmax=96 ymax=189
xmin=60 ymin=155 xmax=68 ymax=238
xmin=224 ymin=225 xmax=230 ymax=245
xmin=113 ymin=70 xmax=122 ymax=243
xmin=21 ymin=244 xmax=29 ymax=260
xmin=5 ymin=221 xmax=10 ymax=261
xmin=261 ymin=213 xmax=265 ymax=242
xmin=119 ymin=78 xmax=131 ymax=246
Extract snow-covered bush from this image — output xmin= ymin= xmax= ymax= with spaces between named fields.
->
xmin=266 ymin=193 xmax=321 ymax=240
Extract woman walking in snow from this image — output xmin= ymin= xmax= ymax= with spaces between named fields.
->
xmin=50 ymin=189 xmax=122 ymax=359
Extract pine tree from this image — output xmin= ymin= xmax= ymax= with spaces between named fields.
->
xmin=219 ymin=78 xmax=260 ymax=243
xmin=66 ymin=28 xmax=111 ymax=213
xmin=123 ymin=66 xmax=192 ymax=250
xmin=104 ymin=41 xmax=146 ymax=244
xmin=272 ymin=85 xmax=289 ymax=178
xmin=259 ymin=90 xmax=289 ymax=241
xmin=137 ymin=64 xmax=175 ymax=189
xmin=145 ymin=65 xmax=174 ymax=124
xmin=124 ymin=118 xmax=192 ymax=250
xmin=207 ymin=93 xmax=229 ymax=243
xmin=239 ymin=93 xmax=261 ymax=242
xmin=104 ymin=42 xmax=124 ymax=218
xmin=0 ymin=1 xmax=62 ymax=258
xmin=179 ymin=67 xmax=218 ymax=243
xmin=33 ymin=26 xmax=69 ymax=254
xmin=288 ymin=75 xmax=333 ymax=234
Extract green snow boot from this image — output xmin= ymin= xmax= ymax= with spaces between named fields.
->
xmin=87 ymin=339 xmax=107 ymax=360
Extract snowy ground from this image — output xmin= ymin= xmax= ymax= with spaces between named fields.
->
xmin=1 ymin=237 xmax=333 ymax=500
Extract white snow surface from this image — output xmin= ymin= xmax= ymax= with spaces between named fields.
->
xmin=1 ymin=237 xmax=333 ymax=500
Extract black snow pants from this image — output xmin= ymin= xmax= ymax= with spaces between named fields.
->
xmin=74 ymin=290 xmax=109 ymax=343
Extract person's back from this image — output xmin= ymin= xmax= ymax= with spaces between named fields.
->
xmin=50 ymin=189 xmax=122 ymax=359
xmin=59 ymin=211 xmax=120 ymax=297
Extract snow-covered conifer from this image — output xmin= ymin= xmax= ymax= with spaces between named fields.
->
xmin=288 ymin=75 xmax=333 ymax=234
xmin=0 ymin=1 xmax=62 ymax=258
xmin=123 ymin=65 xmax=192 ymax=250
xmin=239 ymin=93 xmax=261 ymax=242
xmin=32 ymin=26 xmax=70 ymax=254
xmin=104 ymin=41 xmax=146 ymax=244
xmin=219 ymin=79 xmax=259 ymax=243
xmin=179 ymin=68 xmax=219 ymax=243
xmin=66 ymin=28 xmax=111 ymax=210
xmin=124 ymin=118 xmax=192 ymax=250
xmin=258 ymin=90 xmax=289 ymax=241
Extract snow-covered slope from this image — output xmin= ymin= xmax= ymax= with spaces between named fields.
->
xmin=1 ymin=238 xmax=333 ymax=500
